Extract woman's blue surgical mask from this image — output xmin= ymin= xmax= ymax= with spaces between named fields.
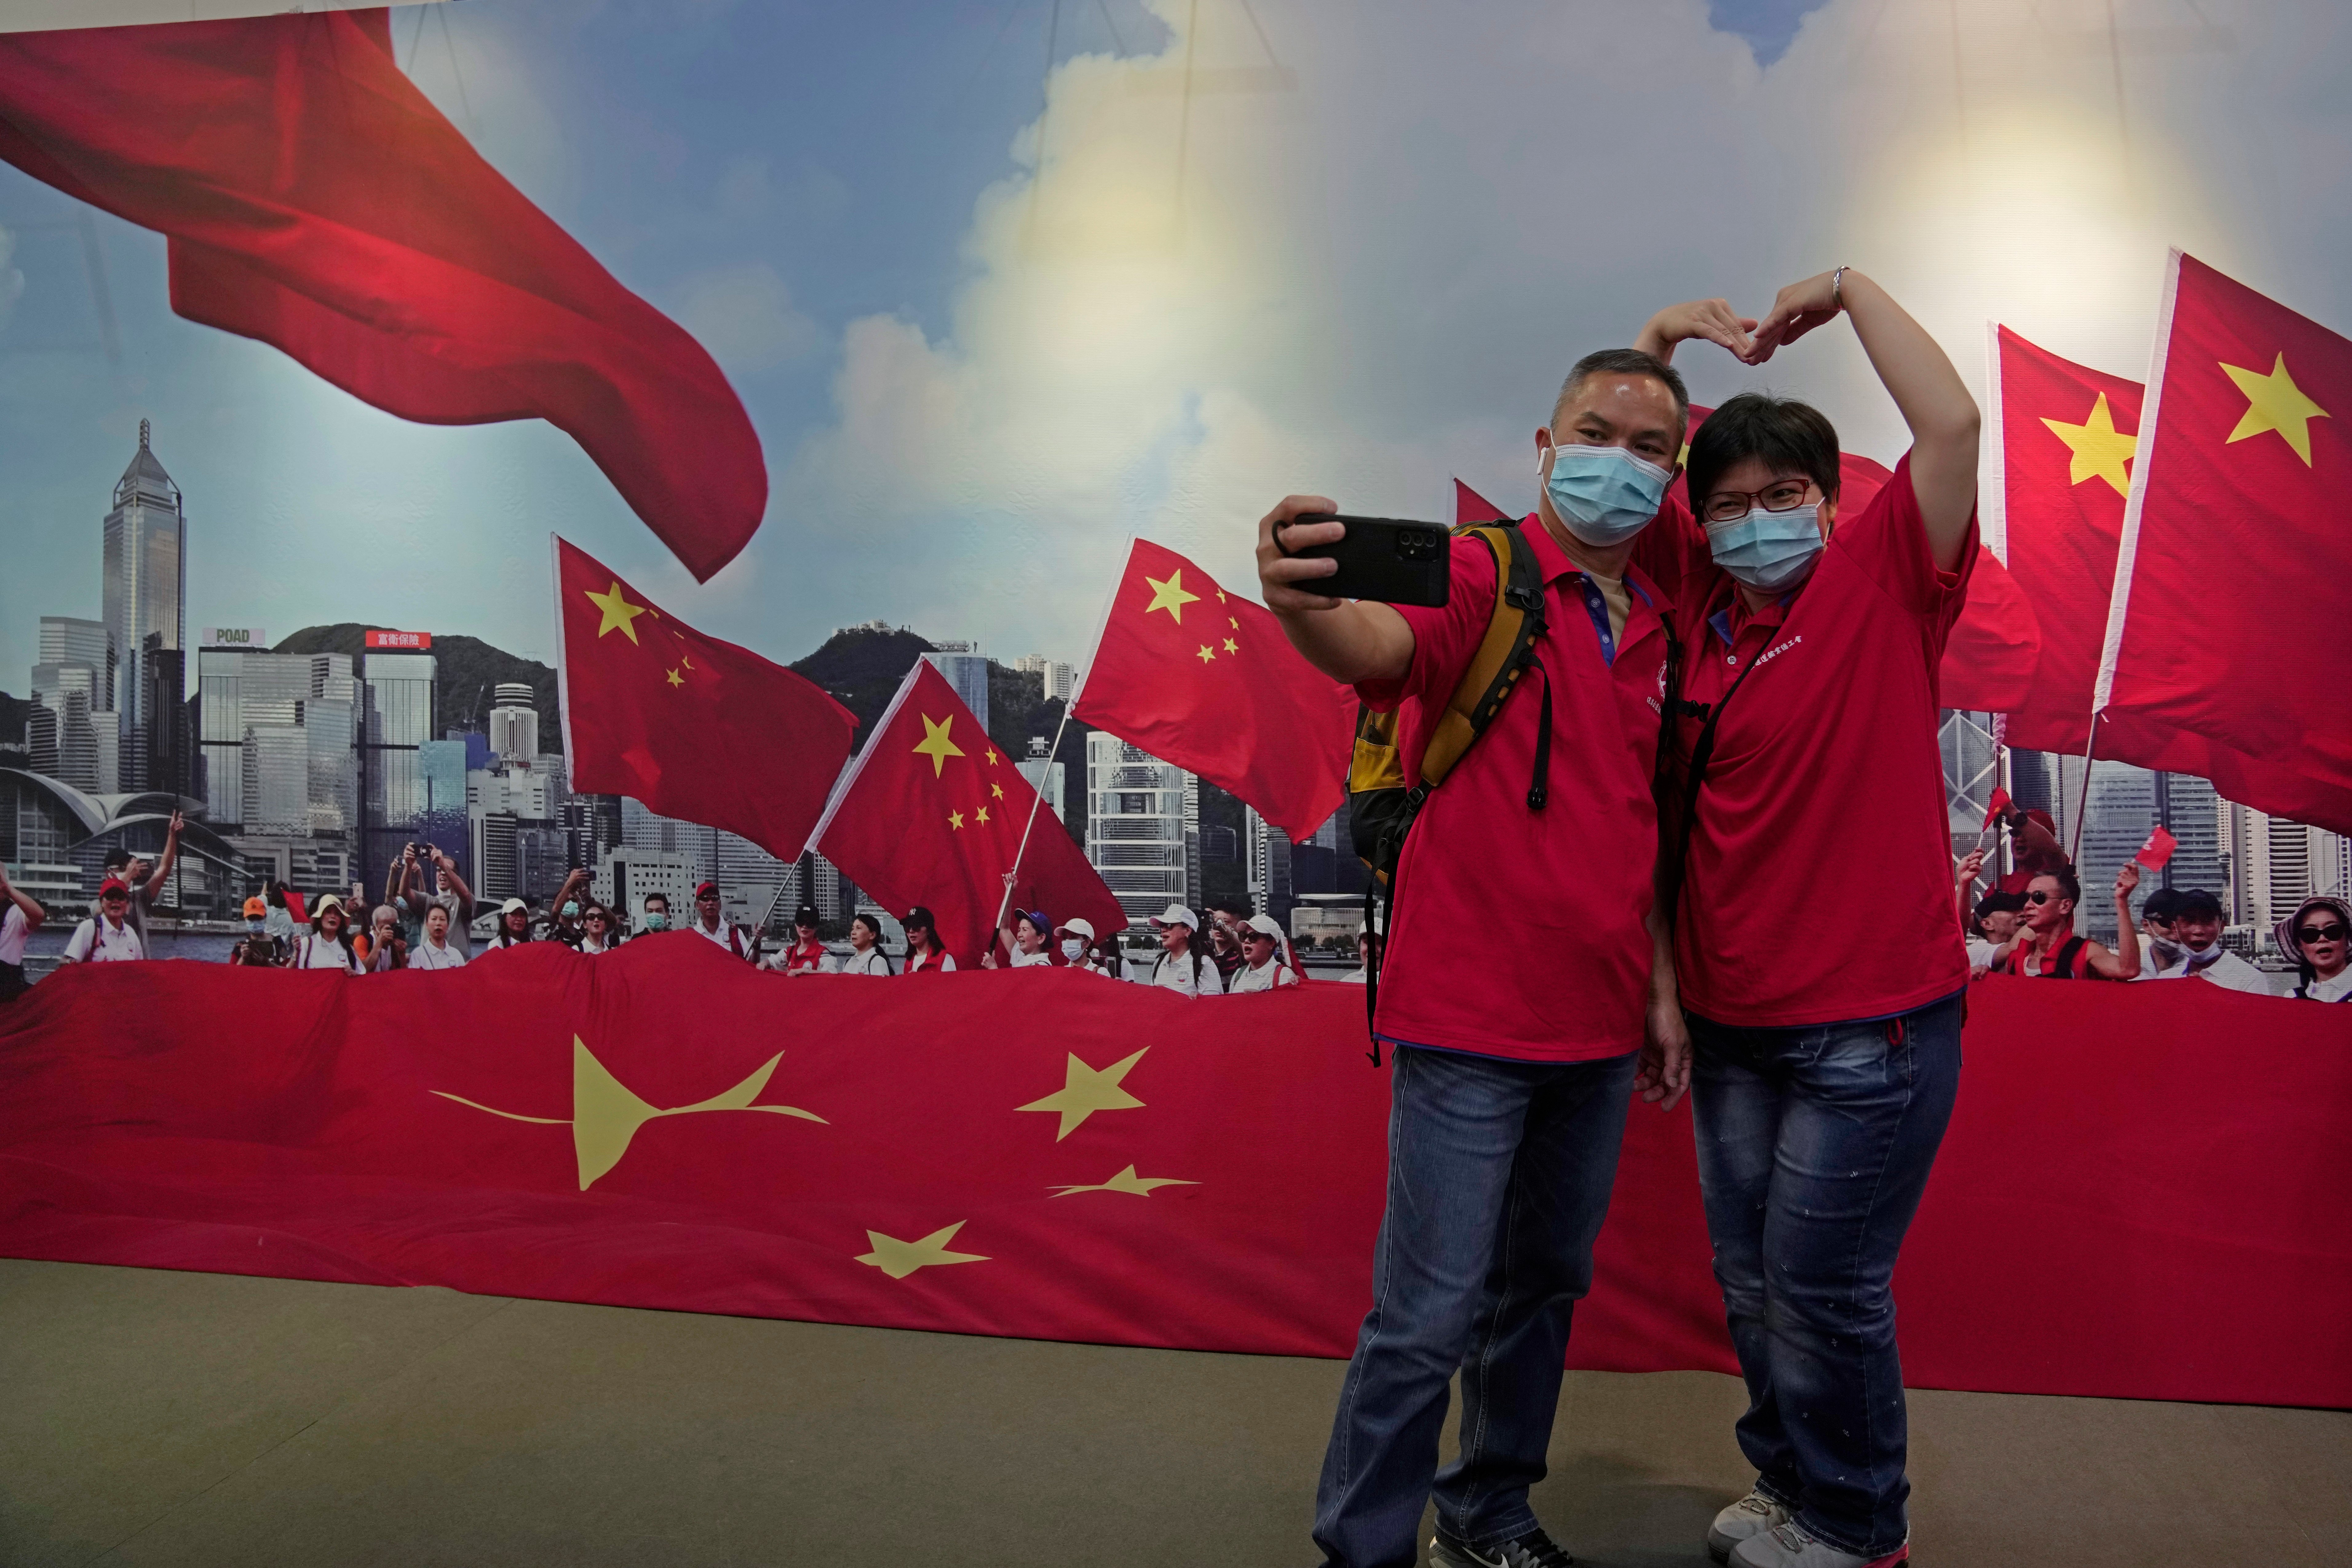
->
xmin=1542 ymin=441 xmax=1673 ymax=547
xmin=1060 ymin=937 xmax=1085 ymax=960
xmin=1708 ymin=502 xmax=1827 ymax=592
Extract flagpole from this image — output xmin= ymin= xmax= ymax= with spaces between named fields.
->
xmin=2067 ymin=712 xmax=2100 ymax=865
xmin=991 ymin=536 xmax=1134 ymax=936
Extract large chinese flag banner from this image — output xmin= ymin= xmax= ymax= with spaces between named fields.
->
xmin=0 ymin=950 xmax=2347 ymax=1408
xmin=2095 ymin=253 xmax=2352 ymax=833
xmin=1991 ymin=325 xmax=2347 ymax=822
xmin=1073 ymin=540 xmax=1356 ymax=841
xmin=0 ymin=12 xmax=765 ymax=581
xmin=555 ymin=537 xmax=855 ymax=864
xmin=816 ymin=662 xmax=1127 ymax=965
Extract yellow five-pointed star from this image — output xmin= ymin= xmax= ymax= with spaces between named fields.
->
xmin=584 ymin=580 xmax=651 ymax=643
xmin=2041 ymin=392 xmax=2139 ymax=497
xmin=975 ymin=805 xmax=990 ymax=825
xmin=990 ymin=782 xmax=1005 ymax=799
xmin=1050 ymin=1164 xmax=1199 ymax=1198
xmin=1222 ymin=637 xmax=1239 ymax=655
xmin=986 ymin=748 xmax=999 ymax=765
xmin=948 ymin=809 xmax=965 ymax=830
xmin=1017 ymin=1047 xmax=1148 ymax=1140
xmin=856 ymin=1222 xmax=988 ymax=1280
xmin=2221 ymin=353 xmax=2330 ymax=465
xmin=1144 ymin=569 xmax=1201 ymax=623
xmin=1228 ymin=616 xmax=1239 ymax=630
xmin=1197 ymin=644 xmax=1215 ymax=663
xmin=1214 ymin=588 xmax=1227 ymax=603
xmin=665 ymin=668 xmax=684 ymax=688
xmin=913 ymin=713 xmax=965 ymax=777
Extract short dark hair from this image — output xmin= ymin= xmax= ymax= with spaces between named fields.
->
xmin=102 ymin=847 xmax=131 ymax=870
xmin=1685 ymin=392 xmax=1841 ymax=517
xmin=1554 ymin=348 xmax=1690 ymax=435
xmin=2176 ymin=889 xmax=2224 ymax=921
xmin=2140 ymin=887 xmax=2182 ymax=924
xmin=1975 ymin=891 xmax=2026 ymax=920
xmin=643 ymin=893 xmax=670 ymax=912
xmin=2029 ymin=865 xmax=2082 ymax=905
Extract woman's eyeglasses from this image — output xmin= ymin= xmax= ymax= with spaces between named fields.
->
xmin=1703 ymin=478 xmax=1816 ymax=525
xmin=2297 ymin=923 xmax=2347 ymax=944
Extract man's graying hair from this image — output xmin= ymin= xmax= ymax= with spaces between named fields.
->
xmin=1553 ymin=348 xmax=1690 ymax=434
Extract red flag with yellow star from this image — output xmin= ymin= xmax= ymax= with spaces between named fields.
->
xmin=1071 ymin=539 xmax=1354 ymax=840
xmin=2091 ymin=254 xmax=2352 ymax=832
xmin=554 ymin=536 xmax=856 ymax=861
xmin=812 ymin=660 xmax=1126 ymax=964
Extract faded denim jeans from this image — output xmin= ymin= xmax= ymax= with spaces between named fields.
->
xmin=1688 ymin=992 xmax=1964 ymax=1560
xmin=1313 ymin=1043 xmax=1639 ymax=1568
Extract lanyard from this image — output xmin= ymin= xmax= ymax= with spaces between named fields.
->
xmin=1661 ymin=619 xmax=1779 ymax=926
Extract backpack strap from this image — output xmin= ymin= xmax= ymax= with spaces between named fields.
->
xmin=1420 ymin=524 xmax=1550 ymax=794
xmin=2056 ymin=934 xmax=2089 ymax=978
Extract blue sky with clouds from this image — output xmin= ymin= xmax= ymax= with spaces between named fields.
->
xmin=2 ymin=0 xmax=2345 ymax=691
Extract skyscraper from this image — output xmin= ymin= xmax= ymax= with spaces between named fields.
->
xmin=194 ymin=644 xmax=359 ymax=889
xmin=922 ymin=643 xmax=989 ymax=731
xmin=1084 ymin=732 xmax=1192 ymax=918
xmin=103 ymin=421 xmax=186 ymax=793
xmin=361 ymin=648 xmax=438 ymax=886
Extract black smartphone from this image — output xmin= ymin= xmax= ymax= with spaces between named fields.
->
xmin=1275 ymin=514 xmax=1451 ymax=607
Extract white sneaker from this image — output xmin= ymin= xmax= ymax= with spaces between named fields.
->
xmin=1706 ymin=1489 xmax=1790 ymax=1563
xmin=1729 ymin=1519 xmax=1909 ymax=1568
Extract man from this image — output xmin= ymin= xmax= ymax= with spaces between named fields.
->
xmin=0 ymin=860 xmax=46 ymax=1002
xmin=2156 ymin=890 xmax=2271 ymax=994
xmin=1966 ymin=891 xmax=2025 ymax=973
xmin=396 ymin=845 xmax=477 ymax=960
xmin=688 ymin=880 xmax=753 ymax=960
xmin=1145 ymin=904 xmax=1223 ymax=996
xmin=640 ymin=892 xmax=674 ymax=933
xmin=228 ymin=894 xmax=281 ymax=967
xmin=1204 ymin=904 xmax=1250 ymax=989
xmin=102 ymin=807 xmax=182 ymax=952
xmin=1259 ymin=345 xmax=1692 ymax=1568
xmin=1337 ymin=928 xmax=1378 ymax=985
xmin=410 ymin=900 xmax=468 ymax=971
xmin=2131 ymin=887 xmax=2185 ymax=981
xmin=59 ymin=877 xmax=146 ymax=964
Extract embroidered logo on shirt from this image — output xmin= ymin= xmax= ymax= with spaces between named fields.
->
xmin=1754 ymin=634 xmax=1804 ymax=668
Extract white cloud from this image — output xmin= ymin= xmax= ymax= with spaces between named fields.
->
xmin=671 ymin=262 xmax=823 ymax=377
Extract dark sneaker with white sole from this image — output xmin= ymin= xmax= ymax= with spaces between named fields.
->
xmin=1428 ymin=1524 xmax=1575 ymax=1568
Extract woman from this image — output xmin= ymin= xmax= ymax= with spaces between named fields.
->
xmin=484 ymin=897 xmax=533 ymax=952
xmin=410 ymin=900 xmax=469 ymax=971
xmin=360 ymin=904 xmax=408 ymax=972
xmin=1056 ymin=917 xmax=1111 ymax=976
xmin=831 ymin=912 xmax=893 ymax=976
xmin=900 ymin=906 xmax=957 ymax=975
xmin=1634 ymin=269 xmax=1992 ymax=1568
xmin=996 ymin=909 xmax=1054 ymax=969
xmin=577 ymin=904 xmax=622 ymax=955
xmin=1228 ymin=913 xmax=1300 ymax=992
xmin=1989 ymin=865 xmax=2142 ymax=979
xmin=289 ymin=894 xmax=364 ymax=973
xmin=765 ymin=904 xmax=829 ymax=974
xmin=228 ymin=894 xmax=281 ymax=967
xmin=2279 ymin=895 xmax=2352 ymax=1002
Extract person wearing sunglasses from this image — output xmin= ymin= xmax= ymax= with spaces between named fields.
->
xmin=58 ymin=876 xmax=146 ymax=965
xmin=576 ymin=903 xmax=622 ymax=956
xmin=1991 ymin=864 xmax=2143 ymax=980
xmin=764 ymin=905 xmax=830 ymax=974
xmin=2140 ymin=888 xmax=2269 ymax=993
xmin=1633 ymin=269 xmax=1988 ymax=1568
xmin=2277 ymin=896 xmax=2352 ymax=1003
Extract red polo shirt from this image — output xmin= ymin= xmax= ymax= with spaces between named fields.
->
xmin=1649 ymin=453 xmax=1974 ymax=1026
xmin=1358 ymin=517 xmax=1673 ymax=1063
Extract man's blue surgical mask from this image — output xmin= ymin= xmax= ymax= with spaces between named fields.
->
xmin=1542 ymin=441 xmax=1673 ymax=547
xmin=561 ymin=901 xmax=580 ymax=918
xmin=1708 ymin=502 xmax=1827 ymax=592
xmin=643 ymin=911 xmax=670 ymax=932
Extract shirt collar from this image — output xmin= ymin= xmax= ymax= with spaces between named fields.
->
xmin=1516 ymin=513 xmax=1669 ymax=613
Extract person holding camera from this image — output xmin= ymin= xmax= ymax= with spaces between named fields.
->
xmin=395 ymin=845 xmax=477 ymax=962
xmin=1632 ymin=269 xmax=1982 ymax=1568
xmin=1259 ymin=345 xmax=1694 ymax=1568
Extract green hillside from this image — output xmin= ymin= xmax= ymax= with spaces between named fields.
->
xmin=274 ymin=625 xmax=563 ymax=753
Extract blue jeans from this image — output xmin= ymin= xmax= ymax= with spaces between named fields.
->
xmin=1687 ymin=993 xmax=1963 ymax=1560
xmin=1313 ymin=1044 xmax=1639 ymax=1568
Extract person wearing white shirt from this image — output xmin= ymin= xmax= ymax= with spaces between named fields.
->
xmin=899 ymin=906 xmax=958 ymax=974
xmin=60 ymin=877 xmax=146 ymax=965
xmin=2158 ymin=889 xmax=2275 ymax=996
xmin=990 ymin=908 xmax=1053 ymax=969
xmin=1144 ymin=904 xmax=1222 ymax=996
xmin=1056 ymin=917 xmax=1116 ymax=976
xmin=2278 ymin=895 xmax=2351 ymax=1003
xmin=0 ymin=861 xmax=49 ymax=1001
xmin=287 ymin=894 xmax=365 ymax=974
xmin=1338 ymin=929 xmax=1378 ymax=984
xmin=576 ymin=904 xmax=622 ymax=955
xmin=410 ymin=901 xmax=470 ymax=971
xmin=1965 ymin=891 xmax=2025 ymax=975
xmin=689 ymin=880 xmax=754 ymax=961
xmin=1228 ymin=913 xmax=1302 ymax=993
xmin=831 ymin=912 xmax=893 ymax=976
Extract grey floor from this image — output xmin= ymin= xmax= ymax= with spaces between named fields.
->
xmin=1 ymin=1259 xmax=2344 ymax=1567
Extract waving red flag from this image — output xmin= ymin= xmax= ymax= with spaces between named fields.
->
xmin=816 ymin=661 xmax=1126 ymax=964
xmin=2094 ymin=253 xmax=2352 ymax=832
xmin=555 ymin=537 xmax=854 ymax=862
xmin=1072 ymin=540 xmax=1355 ymax=840
xmin=0 ymin=11 xmax=765 ymax=581
xmin=1989 ymin=323 xmax=2344 ymax=825
xmin=1453 ymin=479 xmax=1512 ymax=524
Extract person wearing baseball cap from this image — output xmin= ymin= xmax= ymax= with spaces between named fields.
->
xmin=484 ymin=896 xmax=535 ymax=952
xmin=1228 ymin=912 xmax=1301 ymax=993
xmin=1055 ymin=916 xmax=1114 ymax=977
xmin=0 ymin=859 xmax=49 ymax=1001
xmin=229 ymin=894 xmax=282 ymax=968
xmin=901 ymin=906 xmax=957 ymax=974
xmin=1146 ymin=904 xmax=1221 ymax=996
xmin=59 ymin=876 xmax=147 ymax=966
xmin=688 ymin=880 xmax=754 ymax=960
xmin=762 ymin=904 xmax=831 ymax=974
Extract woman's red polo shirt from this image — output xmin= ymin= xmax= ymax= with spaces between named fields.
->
xmin=1357 ymin=517 xmax=1673 ymax=1063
